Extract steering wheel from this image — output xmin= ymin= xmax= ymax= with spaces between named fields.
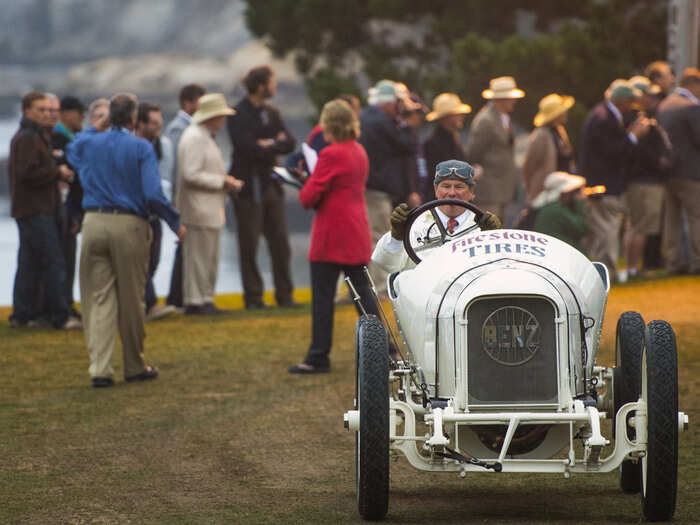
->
xmin=403 ymin=199 xmax=486 ymax=264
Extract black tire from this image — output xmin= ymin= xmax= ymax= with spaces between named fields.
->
xmin=641 ymin=320 xmax=678 ymax=522
xmin=614 ymin=311 xmax=644 ymax=493
xmin=355 ymin=315 xmax=390 ymax=521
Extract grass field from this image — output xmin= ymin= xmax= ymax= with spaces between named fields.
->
xmin=1 ymin=277 xmax=699 ymax=524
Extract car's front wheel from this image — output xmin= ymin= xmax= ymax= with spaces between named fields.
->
xmin=355 ymin=315 xmax=389 ymax=521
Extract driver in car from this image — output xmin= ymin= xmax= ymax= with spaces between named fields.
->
xmin=372 ymin=159 xmax=502 ymax=273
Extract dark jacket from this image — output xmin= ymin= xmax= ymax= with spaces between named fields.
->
xmin=284 ymin=124 xmax=328 ymax=176
xmin=398 ymin=126 xmax=420 ymax=205
xmin=658 ymin=91 xmax=700 ymax=182
xmin=579 ymin=102 xmax=637 ymax=196
xmin=52 ymin=125 xmax=84 ymax=225
xmin=9 ymin=117 xmax=60 ymax=219
xmin=623 ymin=109 xmax=671 ymax=185
xmin=227 ymin=97 xmax=296 ymax=200
xmin=422 ymin=124 xmax=466 ymax=201
xmin=359 ymin=105 xmax=417 ymax=198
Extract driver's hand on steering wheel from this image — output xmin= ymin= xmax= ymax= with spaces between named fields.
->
xmin=478 ymin=211 xmax=502 ymax=231
xmin=390 ymin=203 xmax=410 ymax=239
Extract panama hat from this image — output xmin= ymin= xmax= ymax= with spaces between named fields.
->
xmin=426 ymin=93 xmax=472 ymax=121
xmin=628 ymin=75 xmax=662 ymax=95
xmin=192 ymin=93 xmax=235 ymax=124
xmin=531 ymin=171 xmax=585 ymax=209
xmin=533 ymin=93 xmax=575 ymax=127
xmin=482 ymin=76 xmax=525 ymax=99
xmin=393 ymin=82 xmax=425 ymax=112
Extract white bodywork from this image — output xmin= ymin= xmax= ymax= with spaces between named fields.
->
xmin=346 ymin=228 xmax=688 ymax=476
xmin=391 ymin=229 xmax=607 ymax=400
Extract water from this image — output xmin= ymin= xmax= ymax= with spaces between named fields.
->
xmin=0 ymin=112 xmax=315 ymax=307
xmin=0 ymin=196 xmax=312 ymax=307
xmin=0 ymin=114 xmax=20 ymax=159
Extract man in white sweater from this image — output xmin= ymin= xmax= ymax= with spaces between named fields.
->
xmin=176 ymin=94 xmax=244 ymax=315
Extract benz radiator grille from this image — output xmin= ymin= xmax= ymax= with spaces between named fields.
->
xmin=467 ymin=297 xmax=557 ymax=406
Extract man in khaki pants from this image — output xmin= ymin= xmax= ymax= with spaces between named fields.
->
xmin=176 ymin=94 xmax=244 ymax=314
xmin=67 ymin=94 xmax=186 ymax=388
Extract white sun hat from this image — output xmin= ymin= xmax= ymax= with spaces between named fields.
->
xmin=532 ymin=171 xmax=586 ymax=209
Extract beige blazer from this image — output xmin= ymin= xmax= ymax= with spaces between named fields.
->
xmin=175 ymin=123 xmax=227 ymax=229
xmin=465 ymin=103 xmax=518 ymax=205
xmin=522 ymin=126 xmax=557 ymax=205
xmin=522 ymin=125 xmax=575 ymax=205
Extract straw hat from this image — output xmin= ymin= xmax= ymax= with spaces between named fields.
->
xmin=394 ymin=82 xmax=410 ymax=100
xmin=532 ymin=172 xmax=586 ymax=209
xmin=482 ymin=76 xmax=525 ymax=99
xmin=533 ymin=93 xmax=575 ymax=127
xmin=426 ymin=93 xmax=472 ymax=121
xmin=192 ymin=93 xmax=235 ymax=124
xmin=393 ymin=82 xmax=425 ymax=112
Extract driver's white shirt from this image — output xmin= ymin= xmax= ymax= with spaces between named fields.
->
xmin=372 ymin=208 xmax=476 ymax=274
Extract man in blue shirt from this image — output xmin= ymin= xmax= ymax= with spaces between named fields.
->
xmin=67 ymin=93 xmax=186 ymax=388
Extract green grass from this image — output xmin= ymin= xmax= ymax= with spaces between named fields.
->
xmin=1 ymin=278 xmax=699 ymax=524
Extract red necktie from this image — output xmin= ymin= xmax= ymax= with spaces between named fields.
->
xmin=447 ymin=218 xmax=458 ymax=234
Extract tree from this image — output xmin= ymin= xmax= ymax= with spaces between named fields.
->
xmin=243 ymin=0 xmax=667 ymax=140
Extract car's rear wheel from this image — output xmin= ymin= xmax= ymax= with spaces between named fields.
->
xmin=641 ymin=320 xmax=678 ymax=522
xmin=614 ymin=311 xmax=644 ymax=493
xmin=355 ymin=315 xmax=389 ymax=521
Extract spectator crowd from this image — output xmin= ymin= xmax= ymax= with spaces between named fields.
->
xmin=7 ymin=59 xmax=700 ymax=382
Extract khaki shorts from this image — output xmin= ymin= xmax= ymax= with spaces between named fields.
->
xmin=626 ymin=183 xmax=664 ymax=235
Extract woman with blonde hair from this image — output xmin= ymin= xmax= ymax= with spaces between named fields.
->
xmin=289 ymin=99 xmax=382 ymax=374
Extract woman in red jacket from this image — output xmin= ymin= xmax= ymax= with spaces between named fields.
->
xmin=288 ymin=99 xmax=380 ymax=374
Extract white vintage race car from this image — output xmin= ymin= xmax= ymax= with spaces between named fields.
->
xmin=343 ymin=199 xmax=689 ymax=522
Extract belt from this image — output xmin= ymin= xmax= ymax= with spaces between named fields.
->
xmin=85 ymin=206 xmax=145 ymax=218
